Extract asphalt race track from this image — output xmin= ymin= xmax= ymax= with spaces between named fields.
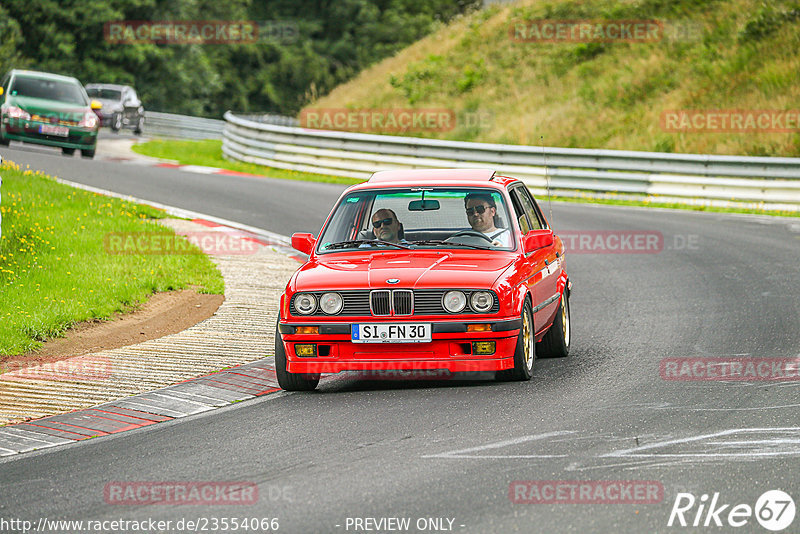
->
xmin=1 ymin=139 xmax=799 ymax=533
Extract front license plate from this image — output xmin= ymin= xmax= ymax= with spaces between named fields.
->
xmin=39 ymin=124 xmax=69 ymax=137
xmin=352 ymin=323 xmax=431 ymax=343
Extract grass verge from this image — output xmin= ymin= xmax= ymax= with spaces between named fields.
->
xmin=131 ymin=139 xmax=361 ymax=185
xmin=0 ymin=159 xmax=224 ymax=356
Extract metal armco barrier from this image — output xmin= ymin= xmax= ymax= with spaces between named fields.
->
xmin=143 ymin=111 xmax=225 ymax=139
xmin=222 ymin=111 xmax=800 ymax=211
xmin=143 ymin=111 xmax=297 ymax=140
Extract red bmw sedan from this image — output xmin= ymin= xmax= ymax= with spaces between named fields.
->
xmin=276 ymin=169 xmax=571 ymax=391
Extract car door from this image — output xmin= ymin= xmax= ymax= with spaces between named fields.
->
xmin=510 ymin=185 xmax=561 ymax=335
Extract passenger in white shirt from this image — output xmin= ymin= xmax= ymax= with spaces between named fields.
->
xmin=464 ymin=193 xmax=511 ymax=247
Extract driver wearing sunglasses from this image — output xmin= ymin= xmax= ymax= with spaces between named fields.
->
xmin=464 ymin=193 xmax=511 ymax=247
xmin=371 ymin=208 xmax=405 ymax=243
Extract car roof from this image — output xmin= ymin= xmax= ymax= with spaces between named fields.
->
xmin=369 ymin=168 xmax=495 ymax=183
xmin=8 ymin=69 xmax=80 ymax=83
xmin=85 ymin=83 xmax=130 ymax=90
xmin=353 ymin=169 xmax=519 ymax=190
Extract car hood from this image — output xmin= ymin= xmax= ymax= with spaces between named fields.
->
xmin=5 ymin=95 xmax=89 ymax=120
xmin=291 ymin=251 xmax=515 ymax=292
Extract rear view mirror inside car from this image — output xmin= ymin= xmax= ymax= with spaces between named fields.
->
xmin=408 ymin=199 xmax=440 ymax=211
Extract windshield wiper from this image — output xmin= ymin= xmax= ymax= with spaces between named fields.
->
xmin=323 ymin=239 xmax=411 ymax=250
xmin=410 ymin=240 xmax=491 ymax=250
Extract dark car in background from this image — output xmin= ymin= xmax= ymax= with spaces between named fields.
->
xmin=85 ymin=83 xmax=144 ymax=134
xmin=0 ymin=69 xmax=101 ymax=158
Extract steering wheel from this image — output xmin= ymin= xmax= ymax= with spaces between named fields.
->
xmin=447 ymin=230 xmax=494 ymax=243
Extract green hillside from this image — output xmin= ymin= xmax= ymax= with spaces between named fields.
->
xmin=306 ymin=0 xmax=800 ymax=156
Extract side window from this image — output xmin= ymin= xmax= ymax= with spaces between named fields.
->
xmin=509 ymin=189 xmax=531 ymax=234
xmin=516 ymin=187 xmax=544 ymax=230
xmin=530 ymin=196 xmax=548 ymax=229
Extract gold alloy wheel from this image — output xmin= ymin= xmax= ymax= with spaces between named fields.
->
xmin=523 ymin=306 xmax=533 ymax=371
xmin=561 ymin=294 xmax=570 ymax=347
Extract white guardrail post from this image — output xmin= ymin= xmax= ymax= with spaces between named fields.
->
xmin=222 ymin=111 xmax=800 ymax=211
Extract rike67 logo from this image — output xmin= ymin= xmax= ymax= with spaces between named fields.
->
xmin=668 ymin=490 xmax=795 ymax=531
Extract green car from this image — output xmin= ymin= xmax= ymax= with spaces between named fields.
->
xmin=0 ymin=69 xmax=101 ymax=158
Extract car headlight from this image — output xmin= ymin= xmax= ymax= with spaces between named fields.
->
xmin=319 ymin=292 xmax=343 ymax=314
xmin=78 ymin=111 xmax=98 ymax=128
xmin=5 ymin=106 xmax=30 ymax=120
xmin=470 ymin=291 xmax=494 ymax=313
xmin=294 ymin=293 xmax=317 ymax=315
xmin=443 ymin=290 xmax=467 ymax=313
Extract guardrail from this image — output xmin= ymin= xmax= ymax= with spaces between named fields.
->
xmin=143 ymin=111 xmax=297 ymax=140
xmin=222 ymin=111 xmax=800 ymax=211
xmin=142 ymin=111 xmax=225 ymax=140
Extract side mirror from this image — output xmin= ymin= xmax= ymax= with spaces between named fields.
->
xmin=90 ymin=100 xmax=103 ymax=110
xmin=523 ymin=229 xmax=554 ymax=253
xmin=291 ymin=232 xmax=316 ymax=255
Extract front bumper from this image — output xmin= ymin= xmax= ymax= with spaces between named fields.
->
xmin=2 ymin=120 xmax=97 ymax=149
xmin=279 ymin=319 xmax=521 ymax=374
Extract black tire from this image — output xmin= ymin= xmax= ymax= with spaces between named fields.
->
xmin=0 ymin=133 xmax=8 ymax=146
xmin=274 ymin=322 xmax=319 ymax=391
xmin=133 ymin=116 xmax=144 ymax=135
xmin=496 ymin=298 xmax=535 ymax=381
xmin=61 ymin=147 xmax=75 ymax=156
xmin=538 ymin=290 xmax=570 ymax=358
xmin=111 ymin=113 xmax=122 ymax=132
xmin=81 ymin=148 xmax=96 ymax=159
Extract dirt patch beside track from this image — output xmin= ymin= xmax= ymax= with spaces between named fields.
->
xmin=2 ymin=290 xmax=223 ymax=366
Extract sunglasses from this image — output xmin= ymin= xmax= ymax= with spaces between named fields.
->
xmin=465 ymin=205 xmax=491 ymax=216
xmin=372 ymin=217 xmax=394 ymax=228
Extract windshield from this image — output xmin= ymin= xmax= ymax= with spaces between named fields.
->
xmin=317 ymin=187 xmax=515 ymax=253
xmin=9 ymin=75 xmax=87 ymax=105
xmin=86 ymin=88 xmax=121 ymax=100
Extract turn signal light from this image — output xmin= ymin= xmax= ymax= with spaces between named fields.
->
xmin=472 ymin=341 xmax=496 ymax=355
xmin=467 ymin=323 xmax=492 ymax=332
xmin=294 ymin=344 xmax=317 ymax=357
xmin=296 ymin=326 xmax=319 ymax=335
